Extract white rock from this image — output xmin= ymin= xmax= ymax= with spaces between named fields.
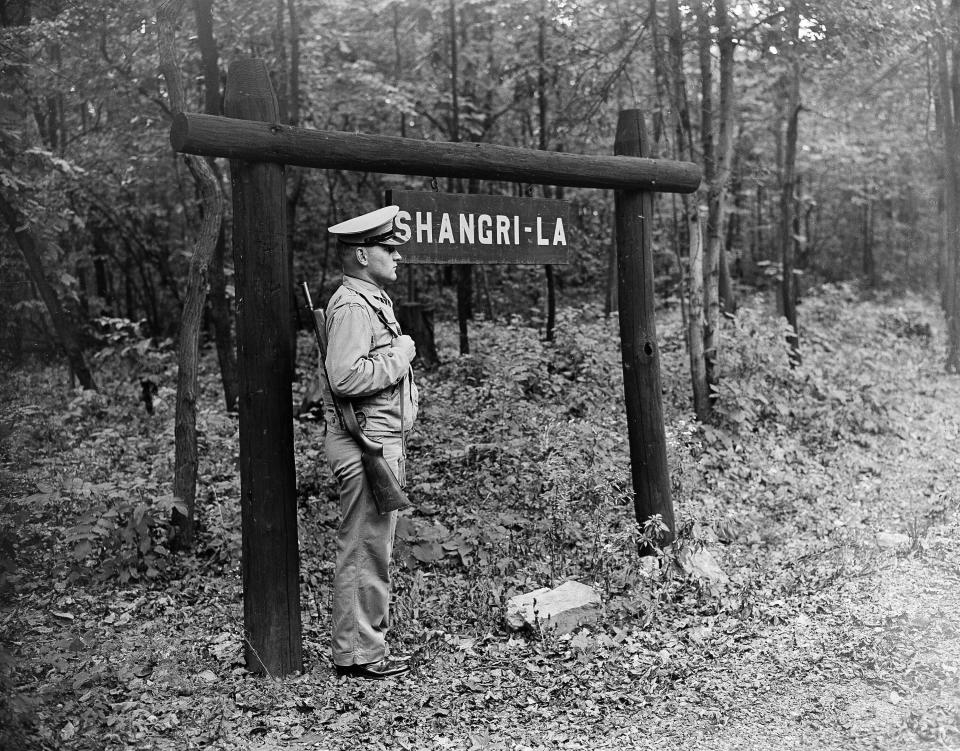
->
xmin=679 ymin=547 xmax=729 ymax=587
xmin=875 ymin=532 xmax=910 ymax=549
xmin=505 ymin=581 xmax=601 ymax=635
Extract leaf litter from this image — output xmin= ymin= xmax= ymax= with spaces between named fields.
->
xmin=0 ymin=289 xmax=958 ymax=749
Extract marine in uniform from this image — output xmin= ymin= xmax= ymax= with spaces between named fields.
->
xmin=320 ymin=205 xmax=419 ymax=680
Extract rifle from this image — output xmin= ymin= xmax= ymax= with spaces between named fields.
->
xmin=301 ymin=282 xmax=411 ymax=515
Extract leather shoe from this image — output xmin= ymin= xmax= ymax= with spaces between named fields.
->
xmin=335 ymin=658 xmax=410 ymax=680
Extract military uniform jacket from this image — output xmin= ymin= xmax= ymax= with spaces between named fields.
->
xmin=321 ymin=275 xmax=419 ymax=436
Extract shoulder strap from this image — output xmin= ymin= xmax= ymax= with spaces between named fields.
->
xmin=348 ymin=287 xmax=402 ymax=338
xmin=348 ymin=287 xmax=412 ymax=410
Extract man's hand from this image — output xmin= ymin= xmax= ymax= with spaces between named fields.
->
xmin=393 ymin=334 xmax=416 ymax=363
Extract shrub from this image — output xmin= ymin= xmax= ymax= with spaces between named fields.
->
xmin=65 ymin=492 xmax=185 ymax=583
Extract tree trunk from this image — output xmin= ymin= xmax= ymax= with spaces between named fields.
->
xmin=666 ymin=0 xmax=710 ymax=420
xmin=933 ymin=0 xmax=960 ymax=372
xmin=448 ymin=0 xmax=471 ymax=354
xmin=193 ymin=0 xmax=220 ymax=116
xmin=0 ymin=194 xmax=97 ymax=390
xmin=862 ymin=198 xmax=876 ymax=287
xmin=686 ymin=204 xmax=708 ymax=419
xmin=719 ymin=244 xmax=736 ymax=314
xmin=696 ymin=0 xmax=736 ymax=385
xmin=748 ymin=181 xmax=764 ymax=283
xmin=538 ymin=4 xmax=557 ymax=342
xmin=479 ymin=265 xmax=495 ymax=321
xmin=286 ymin=0 xmax=301 ymax=128
xmin=715 ymin=0 xmax=737 ymax=316
xmin=457 ymin=265 xmax=472 ymax=354
xmin=158 ymin=0 xmax=225 ymax=549
xmin=649 ymin=0 xmax=669 ymax=151
xmin=193 ymin=0 xmax=239 ymax=412
xmin=696 ymin=0 xmax=721 ymax=398
xmin=275 ymin=0 xmax=303 ymax=364
xmin=779 ymin=3 xmax=802 ymax=365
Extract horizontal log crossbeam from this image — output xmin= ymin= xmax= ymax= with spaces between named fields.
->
xmin=170 ymin=112 xmax=701 ymax=194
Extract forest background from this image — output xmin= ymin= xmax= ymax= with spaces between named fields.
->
xmin=4 ymin=0 xmax=960 ymax=379
xmin=2 ymin=0 xmax=960 ymax=749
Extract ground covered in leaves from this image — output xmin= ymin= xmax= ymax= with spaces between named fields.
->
xmin=2 ymin=284 xmax=959 ymax=750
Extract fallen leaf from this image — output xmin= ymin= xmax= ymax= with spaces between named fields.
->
xmin=60 ymin=721 xmax=77 ymax=741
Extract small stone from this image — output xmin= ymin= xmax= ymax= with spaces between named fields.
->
xmin=679 ymin=547 xmax=729 ymax=587
xmin=875 ymin=532 xmax=910 ymax=549
xmin=505 ymin=581 xmax=601 ymax=635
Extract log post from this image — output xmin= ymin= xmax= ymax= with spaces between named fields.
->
xmin=224 ymin=59 xmax=302 ymax=675
xmin=614 ymin=110 xmax=676 ymax=547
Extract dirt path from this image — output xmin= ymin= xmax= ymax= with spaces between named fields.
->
xmin=643 ymin=369 xmax=960 ymax=750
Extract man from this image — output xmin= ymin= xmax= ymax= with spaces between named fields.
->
xmin=320 ymin=205 xmax=419 ymax=680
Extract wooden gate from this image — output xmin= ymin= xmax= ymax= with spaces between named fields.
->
xmin=171 ymin=59 xmax=700 ymax=676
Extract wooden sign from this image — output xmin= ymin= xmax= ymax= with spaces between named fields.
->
xmin=385 ymin=190 xmax=571 ymax=264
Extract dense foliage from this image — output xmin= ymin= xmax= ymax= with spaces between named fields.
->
xmin=0 ymin=0 xmax=950 ymax=364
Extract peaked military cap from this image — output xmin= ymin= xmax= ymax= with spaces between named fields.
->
xmin=328 ymin=205 xmax=406 ymax=246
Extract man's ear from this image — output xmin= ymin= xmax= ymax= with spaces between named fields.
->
xmin=355 ymin=247 xmax=368 ymax=267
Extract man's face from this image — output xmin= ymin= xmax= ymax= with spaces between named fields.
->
xmin=363 ymin=244 xmax=401 ymax=287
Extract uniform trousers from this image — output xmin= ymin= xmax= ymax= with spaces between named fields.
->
xmin=325 ymin=426 xmax=403 ymax=666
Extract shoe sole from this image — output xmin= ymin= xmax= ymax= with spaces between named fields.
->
xmin=334 ymin=665 xmax=410 ymax=680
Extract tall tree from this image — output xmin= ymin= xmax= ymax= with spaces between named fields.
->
xmin=931 ymin=0 xmax=960 ymax=372
xmin=664 ymin=0 xmax=710 ymax=421
xmin=448 ymin=0 xmax=472 ymax=355
xmin=694 ymin=0 xmax=736 ymax=398
xmin=538 ymin=0 xmax=557 ymax=342
xmin=714 ymin=0 xmax=737 ymax=314
xmin=273 ymin=0 xmax=305 ymax=365
xmin=778 ymin=1 xmax=802 ymax=364
xmin=192 ymin=0 xmax=239 ymax=412
xmin=157 ymin=0 xmax=224 ymax=549
xmin=695 ymin=0 xmax=719 ymax=393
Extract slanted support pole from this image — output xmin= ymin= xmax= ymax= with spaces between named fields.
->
xmin=224 ymin=59 xmax=302 ymax=675
xmin=614 ymin=109 xmax=676 ymax=546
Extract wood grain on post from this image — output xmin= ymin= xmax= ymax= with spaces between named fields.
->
xmin=224 ymin=58 xmax=303 ymax=676
xmin=171 ymin=112 xmax=701 ymax=194
xmin=614 ymin=110 xmax=676 ymax=546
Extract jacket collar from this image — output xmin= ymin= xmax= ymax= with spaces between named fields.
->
xmin=342 ymin=274 xmax=391 ymax=306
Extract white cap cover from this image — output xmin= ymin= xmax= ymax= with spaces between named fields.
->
xmin=327 ymin=205 xmax=406 ymax=246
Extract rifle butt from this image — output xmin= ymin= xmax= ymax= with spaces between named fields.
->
xmin=361 ymin=452 xmax=411 ymax=514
